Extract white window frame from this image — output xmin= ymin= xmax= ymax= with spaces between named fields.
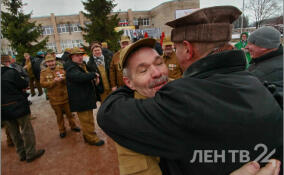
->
xmin=142 ymin=18 xmax=150 ymax=26
xmin=46 ymin=42 xmax=57 ymax=52
xmin=133 ymin=19 xmax=139 ymax=26
xmin=60 ymin=40 xmax=73 ymax=50
xmin=70 ymin=24 xmax=82 ymax=32
xmin=72 ymin=40 xmax=83 ymax=48
xmin=42 ymin=26 xmax=54 ymax=35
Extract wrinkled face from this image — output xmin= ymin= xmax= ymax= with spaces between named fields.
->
xmin=71 ymin=54 xmax=84 ymax=64
xmin=124 ymin=47 xmax=168 ymax=98
xmin=163 ymin=45 xmax=173 ymax=56
xmin=241 ymin=34 xmax=247 ymax=41
xmin=92 ymin=47 xmax=102 ymax=57
xmin=45 ymin=60 xmax=56 ymax=69
xmin=174 ymin=42 xmax=188 ymax=71
xmin=245 ymin=42 xmax=269 ymax=58
xmin=120 ymin=41 xmax=130 ymax=49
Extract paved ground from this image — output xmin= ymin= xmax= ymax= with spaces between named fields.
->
xmin=1 ymin=91 xmax=119 ymax=175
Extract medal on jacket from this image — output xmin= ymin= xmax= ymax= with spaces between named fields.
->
xmin=46 ymin=75 xmax=53 ymax=81
xmin=56 ymin=71 xmax=64 ymax=79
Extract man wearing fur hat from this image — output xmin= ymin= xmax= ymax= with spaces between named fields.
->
xmin=97 ymin=6 xmax=282 ymax=174
xmin=162 ymin=37 xmax=182 ymax=80
xmin=40 ymin=55 xmax=81 ymax=138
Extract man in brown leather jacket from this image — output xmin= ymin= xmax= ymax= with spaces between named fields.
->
xmin=40 ymin=55 xmax=80 ymax=138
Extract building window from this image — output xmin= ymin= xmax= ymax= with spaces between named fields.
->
xmin=60 ymin=40 xmax=83 ymax=50
xmin=57 ymin=24 xmax=82 ymax=33
xmin=60 ymin=40 xmax=73 ymax=50
xmin=142 ymin=18 xmax=150 ymax=26
xmin=70 ymin=24 xmax=82 ymax=32
xmin=57 ymin=24 xmax=69 ymax=33
xmin=119 ymin=19 xmax=128 ymax=27
xmin=72 ymin=40 xmax=83 ymax=47
xmin=46 ymin=42 xmax=57 ymax=52
xmin=42 ymin=26 xmax=54 ymax=35
xmin=133 ymin=19 xmax=139 ymax=26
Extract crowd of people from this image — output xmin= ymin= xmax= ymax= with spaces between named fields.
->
xmin=1 ymin=5 xmax=283 ymax=175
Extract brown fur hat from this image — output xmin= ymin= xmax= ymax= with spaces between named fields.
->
xmin=166 ymin=6 xmax=242 ymax=43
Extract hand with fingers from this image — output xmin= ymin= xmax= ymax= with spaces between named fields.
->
xmin=230 ymin=159 xmax=281 ymax=175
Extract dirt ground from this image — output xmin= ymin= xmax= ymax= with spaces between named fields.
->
xmin=1 ymin=91 xmax=119 ymax=175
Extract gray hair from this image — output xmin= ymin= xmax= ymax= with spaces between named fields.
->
xmin=122 ymin=68 xmax=129 ymax=78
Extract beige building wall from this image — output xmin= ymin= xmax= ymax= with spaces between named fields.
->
xmin=151 ymin=0 xmax=200 ymax=37
xmin=2 ymin=0 xmax=200 ymax=54
xmin=31 ymin=14 xmax=88 ymax=53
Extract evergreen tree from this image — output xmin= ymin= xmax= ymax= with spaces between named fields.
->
xmin=81 ymin=0 xmax=123 ymax=52
xmin=1 ymin=0 xmax=48 ymax=63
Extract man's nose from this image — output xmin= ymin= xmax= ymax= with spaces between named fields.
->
xmin=151 ymin=66 xmax=162 ymax=78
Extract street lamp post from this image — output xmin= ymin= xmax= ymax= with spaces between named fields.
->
xmin=241 ymin=0 xmax=245 ymax=33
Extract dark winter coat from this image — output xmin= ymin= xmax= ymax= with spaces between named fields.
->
xmin=64 ymin=60 xmax=98 ymax=112
xmin=249 ymin=45 xmax=283 ymax=88
xmin=102 ymin=48 xmax=113 ymax=60
xmin=1 ymin=66 xmax=31 ymax=121
xmin=249 ymin=45 xmax=283 ymax=108
xmin=11 ymin=62 xmax=29 ymax=82
xmin=31 ymin=55 xmax=45 ymax=80
xmin=97 ymin=50 xmax=282 ymax=175
xmin=61 ymin=52 xmax=70 ymax=63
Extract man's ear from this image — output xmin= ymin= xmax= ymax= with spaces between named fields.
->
xmin=123 ymin=77 xmax=136 ymax=90
xmin=183 ymin=40 xmax=193 ymax=60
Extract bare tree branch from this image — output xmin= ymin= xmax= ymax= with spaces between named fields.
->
xmin=246 ymin=0 xmax=281 ymax=28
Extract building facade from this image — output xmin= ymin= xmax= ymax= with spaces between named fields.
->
xmin=1 ymin=0 xmax=200 ymax=54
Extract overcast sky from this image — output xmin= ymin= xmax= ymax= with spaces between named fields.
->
xmin=22 ymin=0 xmax=243 ymax=17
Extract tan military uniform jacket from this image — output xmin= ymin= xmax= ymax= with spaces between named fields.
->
xmin=115 ymin=92 xmax=162 ymax=175
xmin=163 ymin=52 xmax=183 ymax=80
xmin=109 ymin=50 xmax=124 ymax=88
xmin=24 ymin=59 xmax=35 ymax=78
xmin=97 ymin=64 xmax=112 ymax=102
xmin=40 ymin=65 xmax=68 ymax=105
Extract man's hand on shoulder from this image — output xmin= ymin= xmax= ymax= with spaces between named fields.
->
xmin=230 ymin=160 xmax=281 ymax=175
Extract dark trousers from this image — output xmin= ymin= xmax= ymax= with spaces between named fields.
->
xmin=29 ymin=77 xmax=43 ymax=95
xmin=4 ymin=114 xmax=37 ymax=160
